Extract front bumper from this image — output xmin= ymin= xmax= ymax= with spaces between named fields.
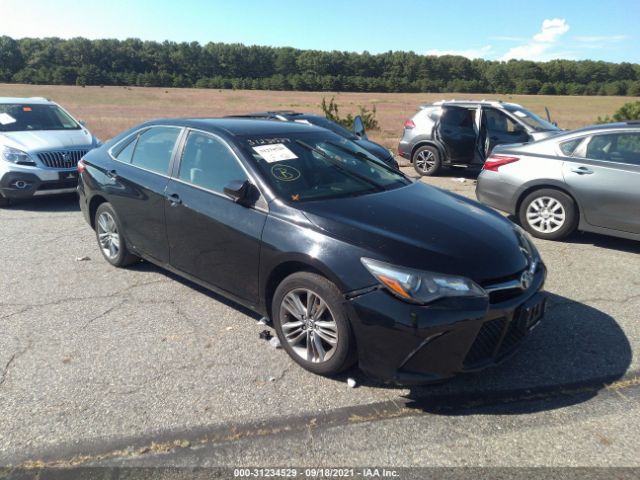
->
xmin=0 ymin=169 xmax=78 ymax=200
xmin=346 ymin=265 xmax=546 ymax=385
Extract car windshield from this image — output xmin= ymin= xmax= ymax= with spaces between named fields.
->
xmin=239 ymin=132 xmax=409 ymax=202
xmin=503 ymin=105 xmax=559 ymax=132
xmin=0 ymin=104 xmax=80 ymax=132
xmin=297 ymin=116 xmax=358 ymax=140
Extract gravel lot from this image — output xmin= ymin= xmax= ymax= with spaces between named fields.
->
xmin=1 ymin=167 xmax=639 ymax=469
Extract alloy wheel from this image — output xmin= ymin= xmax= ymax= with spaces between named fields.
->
xmin=97 ymin=211 xmax=120 ymax=260
xmin=415 ymin=149 xmax=436 ymax=173
xmin=525 ymin=196 xmax=566 ymax=234
xmin=279 ymin=288 xmax=339 ymax=363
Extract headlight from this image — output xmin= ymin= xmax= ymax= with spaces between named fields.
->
xmin=361 ymin=257 xmax=486 ymax=304
xmin=1 ymin=146 xmax=35 ymax=165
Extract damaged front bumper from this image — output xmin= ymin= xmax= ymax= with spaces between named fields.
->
xmin=345 ymin=266 xmax=546 ymax=385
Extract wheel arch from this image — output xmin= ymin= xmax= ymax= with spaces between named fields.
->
xmin=88 ymin=194 xmax=109 ymax=230
xmin=515 ymin=182 xmax=581 ymax=221
xmin=263 ymin=256 xmax=347 ymax=320
xmin=410 ymin=140 xmax=446 ymax=163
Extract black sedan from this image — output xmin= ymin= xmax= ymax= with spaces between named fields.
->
xmin=227 ymin=111 xmax=399 ymax=169
xmin=78 ymin=118 xmax=546 ymax=385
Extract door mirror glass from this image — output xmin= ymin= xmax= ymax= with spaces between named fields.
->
xmin=353 ymin=115 xmax=366 ymax=138
xmin=224 ymin=179 xmax=254 ymax=206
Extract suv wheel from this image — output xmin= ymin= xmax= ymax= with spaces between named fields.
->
xmin=519 ymin=189 xmax=577 ymax=240
xmin=412 ymin=146 xmax=441 ymax=176
xmin=272 ymin=272 xmax=356 ymax=376
xmin=94 ymin=203 xmax=139 ymax=267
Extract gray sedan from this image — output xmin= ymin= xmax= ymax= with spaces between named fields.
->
xmin=476 ymin=122 xmax=640 ymax=241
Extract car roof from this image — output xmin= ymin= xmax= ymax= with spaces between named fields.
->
xmin=555 ymin=122 xmax=640 ymax=138
xmin=145 ymin=117 xmax=326 ymax=136
xmin=0 ymin=97 xmax=54 ymax=105
xmin=227 ymin=111 xmax=321 ymax=121
xmin=420 ymin=99 xmax=523 ymax=109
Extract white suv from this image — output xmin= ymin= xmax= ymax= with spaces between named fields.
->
xmin=0 ymin=97 xmax=100 ymax=206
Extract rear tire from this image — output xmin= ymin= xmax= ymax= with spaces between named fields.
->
xmin=272 ymin=272 xmax=356 ymax=376
xmin=412 ymin=145 xmax=441 ymax=176
xmin=518 ymin=189 xmax=577 ymax=240
xmin=94 ymin=203 xmax=139 ymax=267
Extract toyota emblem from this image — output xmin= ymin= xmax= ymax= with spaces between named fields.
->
xmin=520 ymin=270 xmax=533 ymax=290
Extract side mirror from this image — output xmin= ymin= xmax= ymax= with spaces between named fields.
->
xmin=78 ymin=120 xmax=86 ymax=127
xmin=353 ymin=115 xmax=367 ymax=139
xmin=224 ymin=179 xmax=254 ymax=206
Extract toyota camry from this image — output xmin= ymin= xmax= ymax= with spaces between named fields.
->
xmin=78 ymin=118 xmax=546 ymax=384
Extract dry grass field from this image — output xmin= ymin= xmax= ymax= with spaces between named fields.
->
xmin=1 ymin=83 xmax=637 ymax=149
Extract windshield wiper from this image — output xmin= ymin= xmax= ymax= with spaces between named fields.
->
xmin=294 ymin=140 xmax=386 ymax=192
xmin=325 ymin=140 xmax=407 ymax=179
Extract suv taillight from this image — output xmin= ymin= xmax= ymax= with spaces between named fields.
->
xmin=404 ymin=119 xmax=415 ymax=129
xmin=77 ymin=158 xmax=86 ymax=174
xmin=483 ymin=155 xmax=519 ymax=172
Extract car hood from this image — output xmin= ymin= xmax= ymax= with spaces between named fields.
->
xmin=530 ymin=129 xmax=563 ymax=142
xmin=300 ymin=182 xmax=528 ymax=282
xmin=354 ymin=137 xmax=392 ymax=161
xmin=0 ymin=129 xmax=96 ymax=152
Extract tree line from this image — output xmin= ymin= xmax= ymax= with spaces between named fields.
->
xmin=1 ymin=36 xmax=640 ymax=96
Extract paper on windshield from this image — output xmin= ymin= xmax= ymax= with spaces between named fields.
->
xmin=0 ymin=113 xmax=16 ymax=125
xmin=252 ymin=144 xmax=298 ymax=163
xmin=513 ymin=110 xmax=527 ymax=118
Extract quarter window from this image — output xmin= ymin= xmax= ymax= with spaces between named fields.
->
xmin=559 ymin=138 xmax=582 ymax=156
xmin=130 ymin=127 xmax=180 ymax=175
xmin=178 ymin=131 xmax=247 ymax=193
xmin=115 ymin=136 xmax=137 ymax=163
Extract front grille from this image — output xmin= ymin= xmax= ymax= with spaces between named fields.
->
xmin=497 ymin=320 xmax=528 ymax=358
xmin=489 ymin=288 xmax=523 ymax=304
xmin=463 ymin=317 xmax=506 ymax=367
xmin=37 ymin=150 xmax=87 ymax=169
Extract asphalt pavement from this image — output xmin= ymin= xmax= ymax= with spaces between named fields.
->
xmin=0 ymin=168 xmax=638 ymax=471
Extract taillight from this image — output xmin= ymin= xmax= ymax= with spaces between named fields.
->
xmin=77 ymin=158 xmax=86 ymax=174
xmin=483 ymin=155 xmax=519 ymax=172
xmin=404 ymin=119 xmax=416 ymax=129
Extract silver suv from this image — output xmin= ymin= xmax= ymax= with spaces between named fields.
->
xmin=398 ymin=100 xmax=562 ymax=176
xmin=0 ymin=97 xmax=100 ymax=206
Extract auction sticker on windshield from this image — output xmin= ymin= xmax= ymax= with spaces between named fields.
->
xmin=253 ymin=144 xmax=298 ymax=163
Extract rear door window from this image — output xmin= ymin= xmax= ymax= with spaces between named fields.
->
xmin=586 ymin=132 xmax=640 ymax=165
xmin=559 ymin=138 xmax=583 ymax=156
xmin=130 ymin=127 xmax=181 ymax=175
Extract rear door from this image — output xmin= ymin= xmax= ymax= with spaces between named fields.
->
xmin=483 ymin=107 xmax=531 ymax=153
xmin=164 ymin=130 xmax=267 ymax=303
xmin=435 ymin=105 xmax=476 ymax=162
xmin=107 ymin=126 xmax=183 ymax=263
xmin=562 ymin=131 xmax=640 ymax=234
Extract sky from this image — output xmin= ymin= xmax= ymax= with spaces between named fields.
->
xmin=0 ymin=0 xmax=638 ymax=63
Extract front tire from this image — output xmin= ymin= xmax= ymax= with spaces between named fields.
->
xmin=0 ymin=195 xmax=10 ymax=208
xmin=272 ymin=272 xmax=356 ymax=376
xmin=412 ymin=145 xmax=441 ymax=176
xmin=94 ymin=203 xmax=139 ymax=267
xmin=519 ymin=189 xmax=577 ymax=240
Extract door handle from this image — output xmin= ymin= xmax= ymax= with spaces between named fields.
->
xmin=570 ymin=166 xmax=594 ymax=175
xmin=106 ymin=169 xmax=118 ymax=179
xmin=166 ymin=193 xmax=182 ymax=206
